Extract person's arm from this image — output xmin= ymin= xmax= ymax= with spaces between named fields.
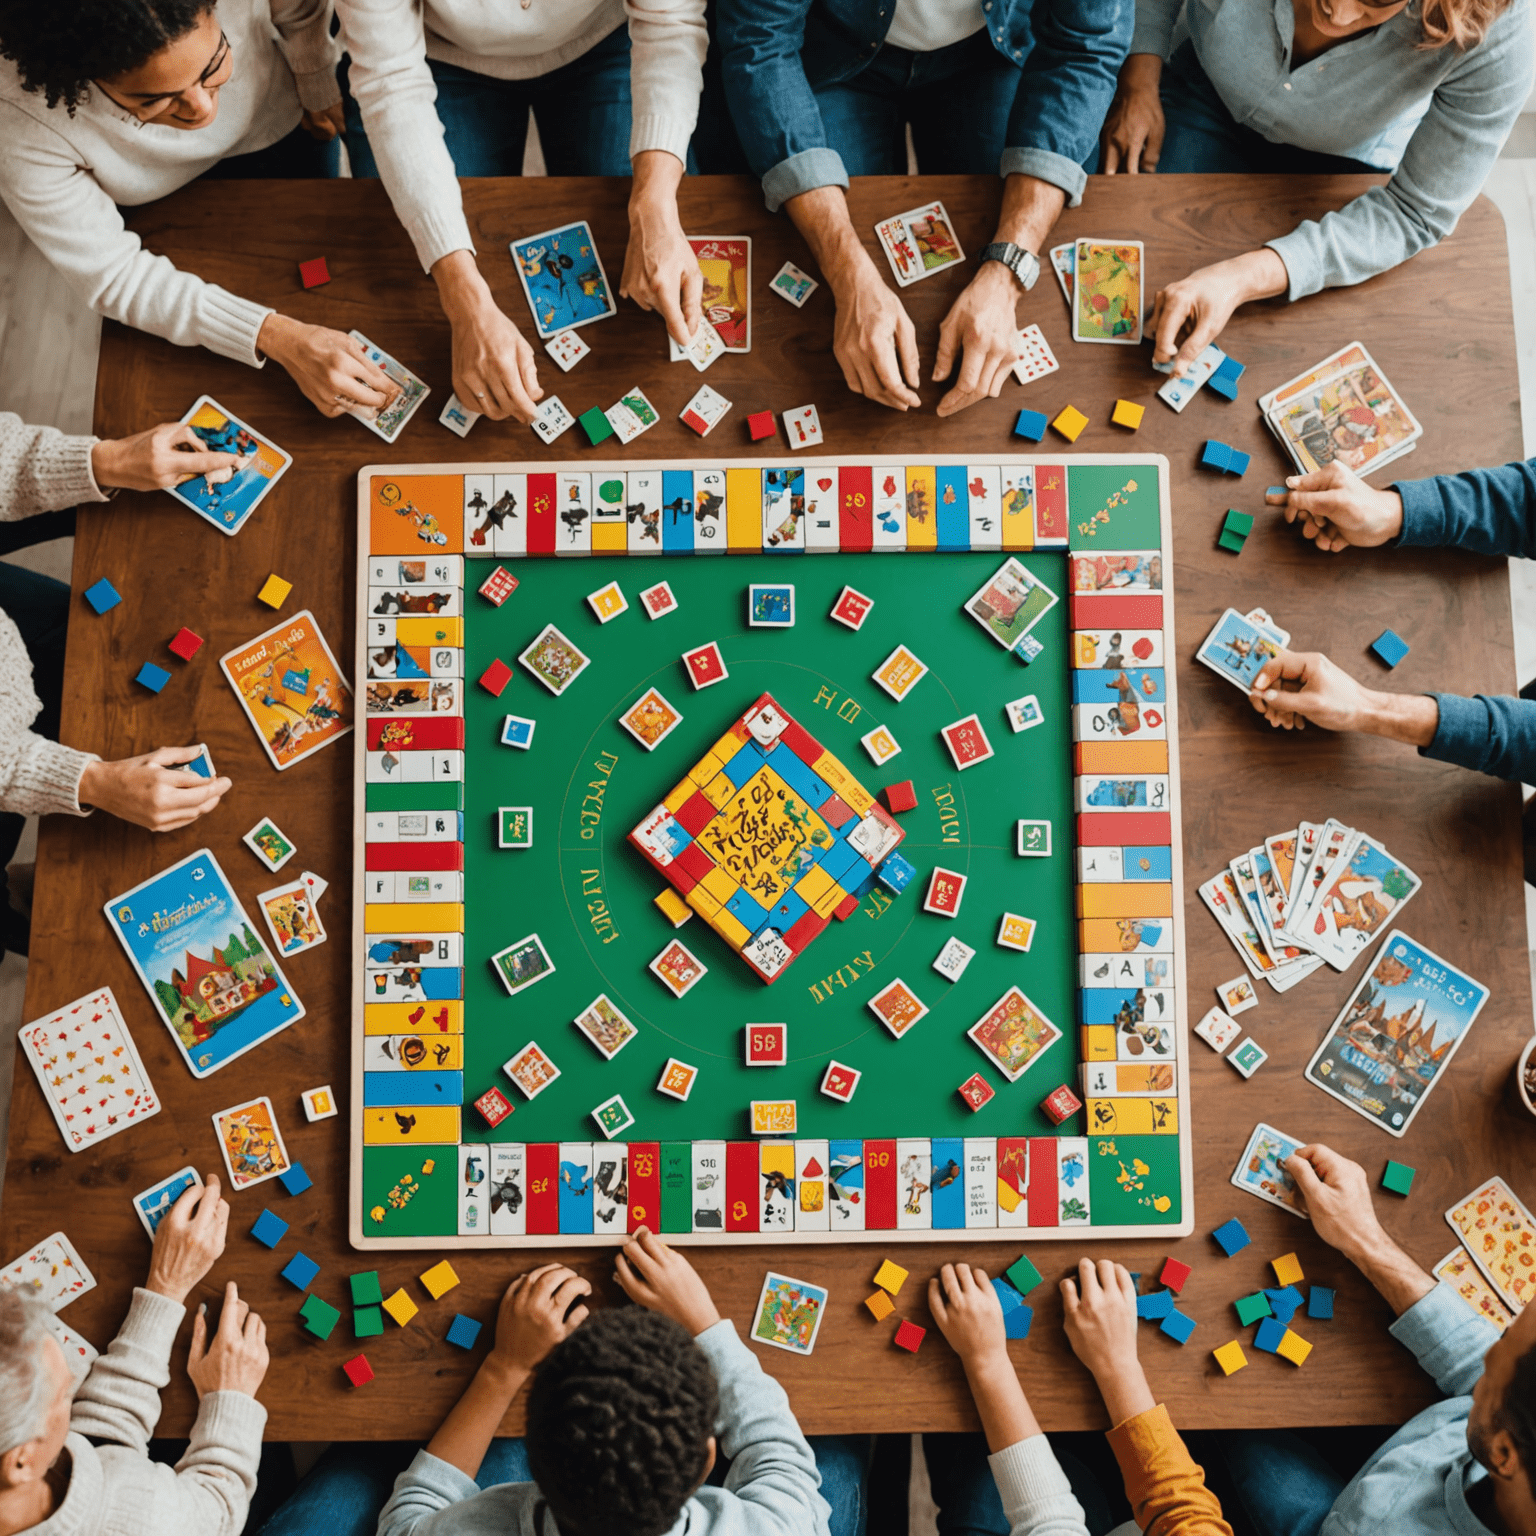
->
xmin=1395 ymin=458 xmax=1536 ymax=558
xmin=0 ymin=412 xmax=104 ymax=517
xmin=0 ymin=608 xmax=97 ymax=819
xmin=266 ymin=0 xmax=344 ymax=113
xmin=930 ymin=1263 xmax=1090 ymax=1536
xmin=1062 ymin=1260 xmax=1233 ymax=1536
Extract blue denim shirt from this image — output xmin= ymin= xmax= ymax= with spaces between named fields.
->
xmin=1321 ymin=1281 xmax=1500 ymax=1536
xmin=717 ymin=0 xmax=1131 ymax=211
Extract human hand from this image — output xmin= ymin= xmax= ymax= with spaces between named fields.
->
xmin=1101 ymin=55 xmax=1166 ymax=173
xmin=256 ymin=314 xmax=396 ymax=418
xmin=1268 ymin=462 xmax=1405 ymax=552
xmin=301 ymin=102 xmax=345 ymax=141
xmin=78 ymin=747 xmax=232 ymax=832
xmin=1285 ymin=1145 xmax=1382 ymax=1261
xmin=1247 ymin=649 xmax=1372 ymax=733
xmin=1150 ymin=249 xmax=1287 ymax=375
xmin=90 ymin=423 xmax=245 ymax=494
xmin=929 ymin=1262 xmax=1008 ymax=1367
xmin=933 ymin=265 xmax=1025 ymax=417
xmin=145 ymin=1174 xmax=228 ymax=1303
xmin=621 ymin=152 xmax=702 ymax=348
xmin=1061 ymin=1259 xmax=1140 ymax=1381
xmin=188 ymin=1281 xmax=268 ymax=1400
xmin=614 ymin=1226 xmax=721 ymax=1336
xmin=486 ymin=1263 xmax=591 ymax=1376
xmin=832 ymin=259 xmax=921 ymax=411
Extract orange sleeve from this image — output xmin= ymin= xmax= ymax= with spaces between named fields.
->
xmin=1104 ymin=1403 xmax=1234 ymax=1536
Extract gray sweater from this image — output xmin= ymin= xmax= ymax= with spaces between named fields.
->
xmin=0 ymin=411 xmax=107 ymax=818
xmin=33 ymin=1288 xmax=266 ymax=1536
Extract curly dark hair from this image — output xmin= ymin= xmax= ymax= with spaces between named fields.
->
xmin=0 ymin=0 xmax=215 ymax=112
xmin=1494 ymin=1334 xmax=1536 ymax=1493
xmin=527 ymin=1309 xmax=719 ymax=1536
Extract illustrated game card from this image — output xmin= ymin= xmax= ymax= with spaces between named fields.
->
xmin=47 ymin=1316 xmax=98 ymax=1386
xmin=967 ymin=987 xmax=1061 ymax=1082
xmin=104 ymin=849 xmax=304 ymax=1078
xmin=573 ymin=994 xmax=638 ymax=1060
xmin=511 ymin=221 xmax=616 ymax=338
xmin=211 ymin=1095 xmax=290 ymax=1191
xmin=1 ymin=1232 xmax=95 ymax=1311
xmin=1073 ymin=240 xmax=1143 ymax=344
xmin=257 ymin=877 xmax=328 ymax=957
xmin=875 ymin=201 xmax=965 ymax=287
xmin=649 ymin=940 xmax=707 ymax=999
xmin=133 ymin=1167 xmax=202 ymax=1237
xmin=868 ymin=978 xmax=929 ymax=1039
xmin=1231 ymin=1122 xmax=1308 ymax=1218
xmin=19 ymin=987 xmax=159 ymax=1153
xmin=1445 ymin=1178 xmax=1536 ymax=1312
xmin=1011 ymin=324 xmax=1060 ymax=386
xmin=504 ymin=1041 xmax=560 ymax=1100
xmin=964 ymin=557 xmax=1059 ymax=652
xmin=770 ymin=260 xmax=818 ymax=308
xmin=1157 ymin=343 xmax=1226 ymax=412
xmin=669 ymin=319 xmax=727 ymax=371
xmin=620 ymin=686 xmax=684 ymax=750
xmin=752 ymin=1272 xmax=828 ymax=1355
xmin=1299 ymin=838 xmax=1423 ymax=970
xmin=438 ymin=392 xmax=480 ymax=438
xmin=1435 ymin=1245 xmax=1514 ymax=1331
xmin=690 ymin=237 xmax=751 ymax=349
xmin=518 ymin=623 xmax=590 ymax=696
xmin=681 ymin=385 xmax=731 ymax=437
xmin=167 ymin=396 xmax=291 ymax=535
xmin=492 ymin=934 xmax=556 ymax=998
xmin=242 ymin=818 xmax=296 ymax=873
xmin=220 ymin=610 xmax=353 ymax=772
xmin=347 ymin=331 xmax=431 ymax=442
xmin=605 ymin=387 xmax=661 ymax=444
xmin=545 ymin=330 xmax=591 ymax=371
xmin=532 ymin=396 xmax=576 ymax=444
xmin=1049 ymin=242 xmax=1074 ymax=301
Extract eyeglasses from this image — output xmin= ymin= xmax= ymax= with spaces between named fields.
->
xmin=99 ymin=29 xmax=233 ymax=121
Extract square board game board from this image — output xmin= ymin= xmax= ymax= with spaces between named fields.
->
xmin=352 ymin=456 xmax=1191 ymax=1246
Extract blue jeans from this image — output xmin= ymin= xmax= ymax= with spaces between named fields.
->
xmin=811 ymin=29 xmax=1022 ymax=176
xmin=923 ymin=1430 xmax=1128 ymax=1536
xmin=1156 ymin=41 xmax=1377 ymax=176
xmin=1217 ymin=1429 xmax=1347 ymax=1536
xmin=256 ymin=1434 xmax=870 ymax=1536
xmin=342 ymin=25 xmax=634 ymax=180
xmin=201 ymin=120 xmax=341 ymax=180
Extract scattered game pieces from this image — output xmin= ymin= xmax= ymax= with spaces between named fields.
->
xmin=279 ymin=1163 xmax=312 ymax=1197
xmin=579 ymin=405 xmax=614 ymax=446
xmin=1207 ymin=354 xmax=1246 ymax=401
xmin=994 ymin=1285 xmax=1033 ymax=1340
xmin=1136 ymin=1289 xmax=1174 ymax=1320
xmin=1271 ymin=1253 xmax=1305 ymax=1288
xmin=883 ymin=780 xmax=918 ymax=814
xmin=746 ymin=410 xmax=776 ymax=441
xmin=657 ymin=1058 xmax=698 ymax=1102
xmin=649 ymin=939 xmax=706 ymax=998
xmin=342 ymin=1353 xmax=374 ymax=1387
xmin=873 ymin=1259 xmax=908 ymax=1296
xmin=831 ymin=586 xmax=874 ymax=630
xmin=1160 ymin=1309 xmax=1197 ymax=1345
xmin=893 ymin=1319 xmax=926 ymax=1353
xmin=782 ymin=404 xmax=823 ymax=449
xmin=498 ymin=808 xmax=534 ymax=850
xmin=1213 ymin=1340 xmax=1248 ymax=1376
xmin=591 ymin=1092 xmax=636 ymax=1140
xmin=257 ymin=574 xmax=292 ymax=609
xmin=135 ymin=663 xmax=170 ymax=694
xmin=654 ymin=889 xmax=692 ymax=928
xmin=281 ymin=1252 xmax=320 ymax=1291
xmin=1111 ymin=399 xmax=1144 ymax=431
xmin=819 ymin=1061 xmax=861 ymax=1102
xmin=1004 ymin=695 xmax=1043 ymax=733
xmin=749 ymin=1099 xmax=797 ymax=1136
xmin=1211 ymin=1218 xmax=1251 ymax=1256
xmin=300 ymin=1294 xmax=341 ymax=1341
xmin=298 ymin=256 xmax=330 ymax=289
xmin=1308 ymin=1286 xmax=1335 ymax=1320
xmin=1219 ymin=509 xmax=1253 ymax=554
xmin=1265 ymin=1285 xmax=1304 ymax=1324
xmin=682 ymin=641 xmax=729 ymax=690
xmin=1011 ymin=323 xmax=1059 ymax=386
xmin=1227 ymin=1038 xmax=1268 ymax=1077
xmin=439 ymin=393 xmax=480 ymax=437
xmin=865 ymin=1289 xmax=895 ymax=1321
xmin=958 ymin=1073 xmax=995 ymax=1111
xmin=751 ymin=1272 xmax=827 ymax=1355
xmin=860 ymin=723 xmax=901 ymax=765
xmin=478 ymin=658 xmax=514 ymax=697
xmin=1160 ymin=1257 xmax=1192 ymax=1293
xmin=1013 ymin=408 xmax=1048 ymax=442
xmin=922 ymin=868 xmax=966 ymax=918
xmin=1382 ymin=1160 xmax=1416 ymax=1196
xmin=301 ymin=1086 xmax=338 ymax=1122
xmin=1005 ymin=1253 xmax=1043 ymax=1295
xmin=479 ymin=566 xmax=519 ymax=606
xmin=770 ymin=261 xmax=818 ymax=306
xmin=933 ymin=935 xmax=975 ymax=982
xmin=747 ymin=583 xmax=796 ymax=627
xmin=351 ymin=1271 xmax=384 ymax=1306
xmin=605 ymin=387 xmax=661 ymax=444
xmin=877 ymin=851 xmax=916 ymax=893
xmin=353 ymin=1306 xmax=384 ymax=1339
xmin=1016 ymin=820 xmax=1051 ymax=857
xmin=1040 ymin=1083 xmax=1081 ymax=1125
xmin=638 ymin=581 xmax=677 ymax=619
xmin=84 ymin=578 xmax=121 ymax=614
xmin=1051 ymin=404 xmax=1088 ymax=442
xmin=251 ymin=1209 xmax=288 ymax=1248
xmin=1194 ymin=1007 xmax=1241 ymax=1053
xmin=531 ymin=395 xmax=574 ymax=444
xmin=996 ymin=913 xmax=1036 ymax=953
xmin=1218 ymin=977 xmax=1258 ymax=1016
xmin=1201 ymin=441 xmax=1233 ymax=473
xmin=500 ymin=715 xmax=536 ymax=749
xmin=872 ymin=644 xmax=929 ymax=701
xmin=1371 ymin=629 xmax=1410 ymax=669
xmin=941 ymin=713 xmax=994 ymax=771
xmin=168 ymin=627 xmax=203 ymax=660
xmin=382 ymin=1289 xmax=418 ymax=1327
xmin=681 ymin=384 xmax=731 ymax=437
xmin=544 ymin=329 xmax=591 ymax=371
xmin=585 ymin=581 xmax=629 ymax=623
xmin=503 ymin=1042 xmax=560 ymax=1101
xmin=1276 ymin=1328 xmax=1313 ymax=1366
xmin=445 ymin=1314 xmax=483 ymax=1350
xmin=1234 ymin=1292 xmax=1272 ymax=1327
xmin=420 ymin=1259 xmax=460 ymax=1300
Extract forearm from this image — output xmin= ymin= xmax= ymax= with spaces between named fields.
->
xmin=425 ymin=1358 xmax=527 ymax=1478
xmin=1094 ymin=1362 xmax=1157 ymax=1429
xmin=71 ymin=1288 xmax=182 ymax=1449
xmin=1351 ymin=690 xmax=1440 ymax=749
xmin=1421 ymin=692 xmax=1536 ymax=783
xmin=625 ymin=0 xmax=708 ymax=162
xmin=963 ymin=1352 xmax=1041 ymax=1452
xmin=1396 ymin=458 xmax=1536 ymax=556
xmin=432 ymin=249 xmax=499 ymax=331
xmin=989 ymin=175 xmax=1067 ymax=258
xmin=0 ymin=413 xmax=104 ymax=516
xmin=784 ymin=186 xmax=872 ymax=291
xmin=630 ymin=150 xmax=685 ymax=217
xmin=1334 ymin=1222 xmax=1435 ymax=1315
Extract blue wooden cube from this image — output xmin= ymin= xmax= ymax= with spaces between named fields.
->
xmin=1201 ymin=440 xmax=1233 ymax=472
xmin=1004 ymin=1301 xmax=1033 ymax=1341
xmin=281 ymin=1252 xmax=320 ymax=1291
xmin=1226 ymin=448 xmax=1251 ymax=476
xmin=1307 ymin=1286 xmax=1335 ymax=1320
xmin=1136 ymin=1288 xmax=1174 ymax=1320
xmin=1160 ymin=1308 xmax=1197 ymax=1344
xmin=135 ymin=663 xmax=171 ymax=694
xmin=877 ymin=851 xmax=916 ymax=894
xmin=1206 ymin=371 xmax=1239 ymax=402
xmin=446 ymin=1313 xmax=483 ymax=1350
xmin=1371 ymin=629 xmax=1410 ymax=669
xmin=1013 ymin=408 xmax=1049 ymax=442
xmin=279 ymin=1163 xmax=312 ymax=1197
xmin=1211 ymin=1217 xmax=1251 ymax=1256
xmin=1264 ymin=1284 xmax=1304 ymax=1323
xmin=84 ymin=578 xmax=122 ymax=614
xmin=1253 ymin=1316 xmax=1288 ymax=1354
xmin=251 ymin=1209 xmax=288 ymax=1249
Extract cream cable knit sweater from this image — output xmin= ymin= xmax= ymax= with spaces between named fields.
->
xmin=0 ymin=412 xmax=108 ymax=820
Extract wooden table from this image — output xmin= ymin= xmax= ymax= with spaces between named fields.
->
xmin=4 ymin=173 xmax=1530 ymax=1437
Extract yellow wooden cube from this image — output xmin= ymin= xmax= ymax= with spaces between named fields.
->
xmin=420 ymin=1259 xmax=460 ymax=1299
xmin=1111 ymin=399 xmax=1145 ymax=430
xmin=1271 ymin=1252 xmax=1305 ymax=1288
xmin=383 ymin=1288 xmax=419 ymax=1327
xmin=1052 ymin=405 xmax=1089 ymax=443
xmin=654 ymin=889 xmax=693 ymax=928
xmin=873 ymin=1258 xmax=909 ymax=1296
xmin=865 ymin=1289 xmax=895 ymax=1321
xmin=258 ymin=573 xmax=293 ymax=609
xmin=1276 ymin=1329 xmax=1313 ymax=1366
xmin=1213 ymin=1340 xmax=1248 ymax=1376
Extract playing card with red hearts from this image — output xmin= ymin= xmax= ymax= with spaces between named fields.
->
xmin=941 ymin=713 xmax=994 ymax=770
xmin=831 ymin=585 xmax=874 ymax=631
xmin=19 ymin=987 xmax=160 ymax=1153
xmin=682 ymin=641 xmax=729 ymax=690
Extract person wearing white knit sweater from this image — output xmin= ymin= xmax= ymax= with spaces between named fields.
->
xmin=0 ymin=0 xmax=397 ymax=420
xmin=335 ymin=0 xmax=710 ymax=425
xmin=0 ymin=411 xmax=235 ymax=955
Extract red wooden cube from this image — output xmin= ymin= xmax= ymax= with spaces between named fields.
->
xmin=1041 ymin=1084 xmax=1082 ymax=1126
xmin=299 ymin=256 xmax=331 ymax=289
xmin=746 ymin=410 xmax=777 ymax=442
xmin=474 ymin=1086 xmax=514 ymax=1128
xmin=893 ymin=1319 xmax=926 ymax=1353
xmin=478 ymin=658 xmax=514 ymax=697
xmin=883 ymin=780 xmax=918 ymax=814
xmin=168 ymin=627 xmax=204 ymax=661
xmin=1160 ymin=1257 xmax=1192 ymax=1294
xmin=342 ymin=1353 xmax=374 ymax=1387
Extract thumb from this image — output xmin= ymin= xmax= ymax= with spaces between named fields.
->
xmin=1286 ymin=1152 xmax=1323 ymax=1204
xmin=897 ymin=312 xmax=922 ymax=391
xmin=932 ymin=313 xmax=958 ymax=382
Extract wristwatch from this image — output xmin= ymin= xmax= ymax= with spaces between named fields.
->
xmin=979 ymin=241 xmax=1041 ymax=292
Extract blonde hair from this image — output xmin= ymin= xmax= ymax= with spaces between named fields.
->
xmin=0 ymin=1286 xmax=55 ymax=1456
xmin=1408 ymin=0 xmax=1514 ymax=49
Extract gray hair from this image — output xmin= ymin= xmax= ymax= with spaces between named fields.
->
xmin=0 ymin=1284 xmax=56 ymax=1456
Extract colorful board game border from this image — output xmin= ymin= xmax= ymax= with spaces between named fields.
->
xmin=349 ymin=455 xmax=1192 ymax=1248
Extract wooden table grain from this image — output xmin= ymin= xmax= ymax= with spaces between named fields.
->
xmin=4 ymin=173 xmax=1530 ymax=1438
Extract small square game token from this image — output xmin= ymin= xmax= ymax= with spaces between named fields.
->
xmin=579 ymin=404 xmax=614 ymax=445
xmin=1052 ymin=404 xmax=1089 ymax=442
xmin=1013 ymin=408 xmax=1048 ymax=442
xmin=865 ymin=1288 xmax=895 ymax=1321
xmin=745 ymin=1022 xmax=787 ymax=1066
xmin=1016 ymin=820 xmax=1051 ymax=857
xmin=877 ymin=852 xmax=915 ymax=893
xmin=1213 ymin=1340 xmax=1248 ymax=1376
xmin=438 ymin=393 xmax=480 ymax=438
xmin=1272 ymin=1252 xmax=1305 ymax=1287
xmin=820 ymin=1060 xmax=861 ymax=1102
xmin=168 ymin=627 xmax=203 ymax=661
xmin=1211 ymin=1217 xmax=1251 ymax=1256
xmin=343 ymin=1354 xmax=374 ymax=1387
xmin=1041 ymin=1083 xmax=1081 ymax=1125
xmin=586 ymin=581 xmax=628 ymax=623
xmin=532 ymin=395 xmax=574 ymax=444
xmin=1235 ymin=1292 xmax=1272 ymax=1326
xmin=649 ymin=939 xmax=707 ymax=998
xmin=923 ymin=867 xmax=967 ymax=918
xmin=893 ymin=1319 xmax=926 ymax=1353
xmin=1371 ymin=628 xmax=1410 ymax=668
xmin=572 ymin=994 xmax=637 ymax=1061
xmin=84 ymin=578 xmax=121 ymax=614
xmin=1161 ymin=1257 xmax=1192 ymax=1293
xmin=654 ymin=888 xmax=693 ymax=928
xmin=933 ymin=936 xmax=975 ymax=982
xmin=300 ymin=1294 xmax=340 ymax=1339
xmin=258 ymin=573 xmax=292 ymax=609
xmin=868 ymin=978 xmax=929 ymax=1038
xmin=782 ymin=404 xmax=823 ymax=449
xmin=1005 ymin=695 xmax=1044 ymax=733
xmin=281 ymin=1252 xmax=320 ymax=1291
xmin=770 ymin=260 xmax=819 ymax=307
xmin=860 ymin=724 xmax=901 ymax=765
xmin=884 ymin=780 xmax=918 ymax=814
xmin=251 ymin=1209 xmax=288 ymax=1248
xmin=491 ymin=935 xmax=556 ymax=998
xmin=1307 ymin=1286 xmax=1335 ymax=1319
xmin=682 ymin=641 xmax=729 ymax=690
xmin=942 ymin=714 xmax=994 ymax=770
xmin=605 ymin=387 xmax=660 ymax=444
xmin=1111 ymin=399 xmax=1145 ymax=430
xmin=591 ymin=1092 xmax=636 ymax=1140
xmin=831 ymin=586 xmax=874 ymax=630
xmin=747 ymin=583 xmax=795 ymax=627
xmin=302 ymin=1085 xmax=338 ymax=1122
xmin=1194 ymin=1006 xmax=1241 ymax=1052
xmin=1228 ymin=1038 xmax=1268 ymax=1077
xmin=874 ymin=1259 xmax=908 ymax=1295
xmin=545 ymin=329 xmax=590 ymax=371
xmin=1218 ymin=976 xmax=1258 ymax=1015
xmin=872 ymin=645 xmax=928 ymax=703
xmin=639 ymin=581 xmax=677 ymax=619
xmin=243 ymin=818 xmax=295 ymax=873
xmin=746 ymin=409 xmax=776 ymax=441
xmin=681 ymin=384 xmax=732 ymax=437
xmin=420 ymin=1259 xmax=460 ymax=1300
xmin=136 ymin=662 xmax=170 ymax=693
xmin=474 ymin=1086 xmax=514 ymax=1127
xmin=1381 ymin=1160 xmax=1415 ymax=1196
xmin=498 ymin=806 xmax=533 ymax=848
xmin=500 ymin=714 xmax=536 ymax=749
xmin=657 ymin=1058 xmax=698 ymax=1101
xmin=619 ymin=687 xmax=684 ymax=750
xmin=750 ymin=1099 xmax=798 ymax=1136
xmin=997 ymin=913 xmax=1035 ymax=952
xmin=299 ymin=256 xmax=330 ymax=289
xmin=479 ymin=658 xmax=514 ymax=697
xmin=445 ymin=1313 xmax=482 ymax=1350
xmin=1276 ymin=1329 xmax=1312 ymax=1366
xmin=280 ymin=1163 xmax=312 ymax=1197
xmin=519 ymin=623 xmax=590 ymax=696
xmin=1005 ymin=1252 xmax=1044 ymax=1294
xmin=503 ymin=1041 xmax=561 ymax=1100
xmin=382 ymin=1289 xmax=417 ymax=1327
xmin=958 ymin=1073 xmax=996 ymax=1111
xmin=478 ymin=566 xmax=518 ymax=606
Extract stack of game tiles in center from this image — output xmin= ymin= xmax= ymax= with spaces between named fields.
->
xmin=1258 ymin=343 xmax=1421 ymax=479
xmin=1197 ymin=818 xmax=1422 ymax=994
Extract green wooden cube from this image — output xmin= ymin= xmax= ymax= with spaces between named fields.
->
xmin=1005 ymin=1252 xmax=1043 ymax=1296
xmin=350 ymin=1271 xmax=383 ymax=1306
xmin=1382 ymin=1160 xmax=1416 ymax=1196
xmin=1234 ymin=1291 xmax=1273 ymax=1326
xmin=1222 ymin=509 xmax=1255 ymax=537
xmin=1217 ymin=528 xmax=1248 ymax=553
xmin=300 ymin=1294 xmax=341 ymax=1341
xmin=354 ymin=1305 xmax=385 ymax=1338
xmin=579 ymin=406 xmax=614 ymax=445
